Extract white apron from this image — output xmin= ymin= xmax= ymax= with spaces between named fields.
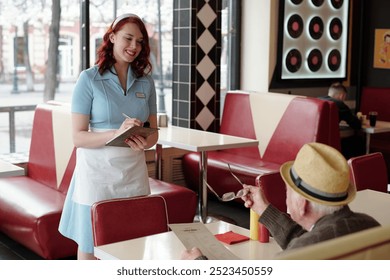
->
xmin=71 ymin=132 xmax=150 ymax=206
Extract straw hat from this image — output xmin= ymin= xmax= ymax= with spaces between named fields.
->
xmin=280 ymin=142 xmax=356 ymax=206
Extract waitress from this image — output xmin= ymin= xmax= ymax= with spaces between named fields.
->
xmin=59 ymin=13 xmax=158 ymax=260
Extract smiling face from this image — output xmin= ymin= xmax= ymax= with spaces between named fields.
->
xmin=110 ymin=22 xmax=144 ymax=64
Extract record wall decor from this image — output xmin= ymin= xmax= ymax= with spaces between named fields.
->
xmin=281 ymin=0 xmax=349 ymax=79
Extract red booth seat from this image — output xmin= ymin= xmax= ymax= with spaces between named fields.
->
xmin=360 ymin=87 xmax=390 ymax=122
xmin=360 ymin=87 xmax=390 ymax=179
xmin=182 ymin=91 xmax=340 ymax=200
xmin=360 ymin=87 xmax=390 ymax=151
xmin=348 ymin=152 xmax=388 ymax=193
xmin=0 ymin=103 xmax=196 ymax=259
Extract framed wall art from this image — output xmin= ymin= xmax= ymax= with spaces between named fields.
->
xmin=280 ymin=0 xmax=349 ymax=80
xmin=373 ymin=29 xmax=390 ymax=69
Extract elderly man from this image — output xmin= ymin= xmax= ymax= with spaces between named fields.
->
xmin=182 ymin=142 xmax=380 ymax=260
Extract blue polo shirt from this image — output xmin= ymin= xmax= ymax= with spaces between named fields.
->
xmin=72 ymin=65 xmax=157 ymax=129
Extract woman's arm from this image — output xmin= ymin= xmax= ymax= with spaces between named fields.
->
xmin=124 ymin=114 xmax=158 ymax=150
xmin=72 ymin=113 xmax=143 ymax=148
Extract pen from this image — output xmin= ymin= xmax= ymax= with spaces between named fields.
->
xmin=122 ymin=113 xmax=132 ymax=119
xmin=122 ymin=113 xmax=150 ymax=127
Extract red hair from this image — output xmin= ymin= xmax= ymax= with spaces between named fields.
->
xmin=95 ymin=15 xmax=152 ymax=78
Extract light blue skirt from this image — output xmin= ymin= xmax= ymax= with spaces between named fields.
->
xmin=59 ymin=177 xmax=94 ymax=254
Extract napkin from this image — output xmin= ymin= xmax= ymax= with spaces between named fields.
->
xmin=215 ymin=231 xmax=250 ymax=245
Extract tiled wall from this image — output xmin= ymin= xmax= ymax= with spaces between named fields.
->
xmin=172 ymin=0 xmax=221 ymax=131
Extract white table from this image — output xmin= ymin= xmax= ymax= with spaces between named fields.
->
xmin=0 ymin=159 xmax=25 ymax=178
xmin=94 ymin=220 xmax=282 ymax=260
xmin=94 ymin=190 xmax=390 ymax=260
xmin=361 ymin=120 xmax=390 ymax=154
xmin=349 ymin=189 xmax=390 ymax=226
xmin=339 ymin=120 xmax=390 ymax=154
xmin=156 ymin=126 xmax=259 ymax=223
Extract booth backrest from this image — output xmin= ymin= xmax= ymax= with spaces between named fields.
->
xmin=182 ymin=91 xmax=342 ymax=199
xmin=359 ymin=87 xmax=390 ymax=169
xmin=276 ymin=225 xmax=390 ymax=260
xmin=256 ymin=172 xmax=287 ymax=213
xmin=348 ymin=152 xmax=388 ymax=193
xmin=219 ymin=93 xmax=260 ymax=159
xmin=220 ymin=91 xmax=341 ymax=164
xmin=27 ymin=103 xmax=76 ymax=194
xmin=360 ymin=87 xmax=390 ymax=121
xmin=263 ymin=96 xmax=340 ymax=163
xmin=91 ymin=195 xmax=169 ymax=246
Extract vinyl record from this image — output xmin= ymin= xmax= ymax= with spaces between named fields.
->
xmin=285 ymin=49 xmax=302 ymax=73
xmin=287 ymin=14 xmax=304 ymax=39
xmin=307 ymin=49 xmax=323 ymax=72
xmin=291 ymin=0 xmax=303 ymax=5
xmin=329 ymin=18 xmax=342 ymax=40
xmin=309 ymin=16 xmax=324 ymax=40
xmin=328 ymin=49 xmax=341 ymax=71
xmin=331 ymin=0 xmax=344 ymax=9
xmin=311 ymin=0 xmax=325 ymax=7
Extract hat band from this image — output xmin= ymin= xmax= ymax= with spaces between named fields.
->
xmin=290 ymin=167 xmax=348 ymax=202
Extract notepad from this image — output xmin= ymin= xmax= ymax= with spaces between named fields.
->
xmin=105 ymin=126 xmax=159 ymax=147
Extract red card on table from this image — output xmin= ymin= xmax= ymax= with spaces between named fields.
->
xmin=215 ymin=231 xmax=250 ymax=245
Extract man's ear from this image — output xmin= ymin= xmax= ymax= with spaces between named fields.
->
xmin=299 ymin=198 xmax=309 ymax=216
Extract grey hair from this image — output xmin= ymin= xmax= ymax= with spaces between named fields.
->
xmin=290 ymin=188 xmax=343 ymax=215
xmin=308 ymin=200 xmax=343 ymax=215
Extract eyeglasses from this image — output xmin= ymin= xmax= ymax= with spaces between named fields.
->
xmin=203 ymin=163 xmax=247 ymax=202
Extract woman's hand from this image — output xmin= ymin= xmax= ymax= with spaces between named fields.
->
xmin=125 ymin=135 xmax=147 ymax=150
xmin=114 ymin=117 xmax=142 ymax=137
xmin=115 ymin=118 xmax=147 ymax=150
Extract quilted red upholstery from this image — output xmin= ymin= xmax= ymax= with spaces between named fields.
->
xmin=92 ymin=195 xmax=169 ymax=246
xmin=182 ymin=91 xmax=341 ymax=199
xmin=0 ymin=103 xmax=197 ymax=259
xmin=348 ymin=152 xmax=388 ymax=193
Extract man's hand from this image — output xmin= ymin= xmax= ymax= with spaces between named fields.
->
xmin=181 ymin=247 xmax=204 ymax=260
xmin=241 ymin=184 xmax=270 ymax=215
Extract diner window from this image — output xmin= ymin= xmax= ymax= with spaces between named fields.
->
xmin=0 ymin=1 xmax=81 ymax=157
xmin=94 ymin=38 xmax=103 ymax=62
xmin=0 ymin=0 xmax=239 ymax=157
xmin=220 ymin=0 xmax=241 ymax=113
xmin=0 ymin=0 xmax=173 ymax=157
xmin=14 ymin=37 xmax=25 ymax=67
